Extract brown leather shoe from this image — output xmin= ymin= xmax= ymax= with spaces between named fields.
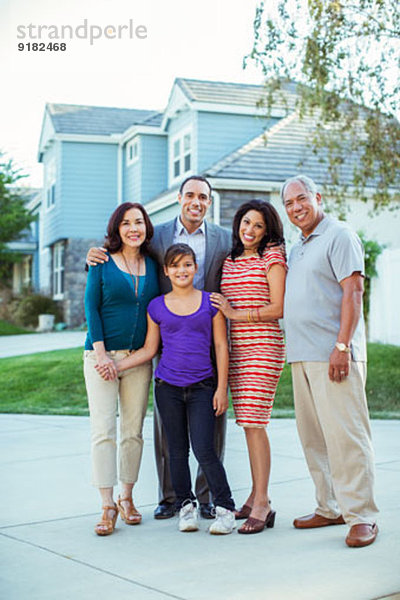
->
xmin=345 ymin=523 xmax=378 ymax=548
xmin=293 ymin=512 xmax=345 ymax=529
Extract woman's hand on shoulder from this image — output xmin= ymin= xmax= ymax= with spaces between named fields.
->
xmin=210 ymin=293 xmax=234 ymax=319
xmin=213 ymin=389 xmax=229 ymax=416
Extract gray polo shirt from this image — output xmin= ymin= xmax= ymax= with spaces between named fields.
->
xmin=284 ymin=215 xmax=367 ymax=363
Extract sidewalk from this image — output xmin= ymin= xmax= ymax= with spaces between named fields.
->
xmin=1 ymin=414 xmax=399 ymax=600
xmin=0 ymin=331 xmax=86 ymax=358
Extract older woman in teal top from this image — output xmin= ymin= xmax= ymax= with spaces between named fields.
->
xmin=84 ymin=202 xmax=159 ymax=537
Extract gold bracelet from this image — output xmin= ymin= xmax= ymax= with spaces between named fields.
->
xmin=256 ymin=307 xmax=261 ymax=322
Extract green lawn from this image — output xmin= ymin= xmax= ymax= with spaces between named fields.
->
xmin=0 ymin=343 xmax=398 ymax=418
xmin=0 ymin=319 xmax=34 ymax=336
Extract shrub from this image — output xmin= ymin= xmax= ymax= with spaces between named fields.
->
xmin=13 ymin=294 xmax=63 ymax=328
xmin=357 ymin=232 xmax=385 ymax=327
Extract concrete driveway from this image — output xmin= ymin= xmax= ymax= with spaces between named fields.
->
xmin=1 ymin=414 xmax=399 ymax=600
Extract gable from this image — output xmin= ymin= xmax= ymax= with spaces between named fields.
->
xmin=38 ymin=110 xmax=56 ymax=161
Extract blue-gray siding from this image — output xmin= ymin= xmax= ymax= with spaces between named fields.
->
xmin=40 ymin=142 xmax=62 ymax=248
xmin=42 ymin=141 xmax=119 ymax=246
xmin=141 ymin=135 xmax=168 ymax=203
xmin=123 ymin=135 xmax=167 ymax=204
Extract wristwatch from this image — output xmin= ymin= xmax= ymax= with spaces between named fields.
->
xmin=335 ymin=342 xmax=351 ymax=353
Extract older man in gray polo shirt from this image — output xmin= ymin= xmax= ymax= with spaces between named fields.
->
xmin=282 ymin=174 xmax=378 ymax=548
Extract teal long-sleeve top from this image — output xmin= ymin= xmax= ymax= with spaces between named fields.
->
xmin=84 ymin=254 xmax=159 ymax=351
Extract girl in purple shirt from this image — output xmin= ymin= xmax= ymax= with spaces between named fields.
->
xmin=97 ymin=243 xmax=236 ymax=535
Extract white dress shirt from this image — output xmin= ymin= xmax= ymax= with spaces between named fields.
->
xmin=174 ymin=217 xmax=206 ymax=289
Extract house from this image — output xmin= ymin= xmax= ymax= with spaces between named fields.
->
xmin=36 ymin=78 xmax=400 ymax=343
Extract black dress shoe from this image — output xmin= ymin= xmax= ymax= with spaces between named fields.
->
xmin=199 ymin=502 xmax=214 ymax=519
xmin=154 ymin=503 xmax=176 ymax=520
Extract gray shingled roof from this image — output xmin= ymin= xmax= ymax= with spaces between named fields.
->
xmin=205 ymin=112 xmax=361 ymax=186
xmin=47 ymin=104 xmax=162 ymax=135
xmin=176 ymin=78 xmax=298 ymax=111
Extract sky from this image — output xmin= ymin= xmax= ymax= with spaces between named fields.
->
xmin=0 ymin=0 xmax=263 ymax=188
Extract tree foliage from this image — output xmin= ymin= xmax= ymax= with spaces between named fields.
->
xmin=246 ymin=0 xmax=400 ymax=213
xmin=0 ymin=154 xmax=35 ymax=281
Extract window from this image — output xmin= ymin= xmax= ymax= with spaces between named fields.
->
xmin=22 ymin=256 xmax=32 ymax=289
xmin=127 ymin=139 xmax=140 ymax=165
xmin=53 ymin=241 xmax=65 ymax=299
xmin=45 ymin=159 xmax=56 ymax=210
xmin=47 ymin=184 xmax=56 ymax=209
xmin=12 ymin=256 xmax=32 ymax=295
xmin=173 ymin=139 xmax=180 ymax=177
xmin=170 ymin=129 xmax=192 ymax=181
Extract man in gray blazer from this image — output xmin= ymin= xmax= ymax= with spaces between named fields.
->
xmin=150 ymin=176 xmax=231 ymax=519
xmin=87 ymin=175 xmax=231 ymax=519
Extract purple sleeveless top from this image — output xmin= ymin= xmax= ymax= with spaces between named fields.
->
xmin=147 ymin=291 xmax=218 ymax=386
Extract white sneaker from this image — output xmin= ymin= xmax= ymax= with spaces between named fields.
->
xmin=178 ymin=502 xmax=199 ymax=532
xmin=209 ymin=506 xmax=236 ymax=535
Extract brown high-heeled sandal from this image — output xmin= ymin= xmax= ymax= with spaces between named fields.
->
xmin=95 ymin=504 xmax=118 ymax=536
xmin=117 ymin=496 xmax=142 ymax=525
xmin=234 ymin=504 xmax=252 ymax=520
xmin=238 ymin=509 xmax=276 ymax=535
xmin=235 ymin=499 xmax=271 ymax=520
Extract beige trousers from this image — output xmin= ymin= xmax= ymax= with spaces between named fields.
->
xmin=84 ymin=350 xmax=152 ymax=488
xmin=291 ymin=361 xmax=378 ymax=526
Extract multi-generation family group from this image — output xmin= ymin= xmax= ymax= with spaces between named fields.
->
xmin=83 ymin=173 xmax=378 ymax=548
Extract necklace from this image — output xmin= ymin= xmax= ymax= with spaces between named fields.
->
xmin=122 ymin=252 xmax=141 ymax=297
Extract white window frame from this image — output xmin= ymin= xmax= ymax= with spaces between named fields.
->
xmin=45 ymin=158 xmax=56 ymax=212
xmin=169 ymin=127 xmax=192 ymax=184
xmin=52 ymin=241 xmax=65 ymax=300
xmin=22 ymin=256 xmax=32 ymax=289
xmin=126 ymin=138 xmax=140 ymax=165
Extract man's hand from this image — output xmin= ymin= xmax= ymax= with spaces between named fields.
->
xmin=329 ymin=347 xmax=351 ymax=383
xmin=213 ymin=389 xmax=229 ymax=416
xmin=86 ymin=247 xmax=109 ymax=267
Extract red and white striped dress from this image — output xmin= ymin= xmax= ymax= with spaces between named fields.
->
xmin=220 ymin=247 xmax=286 ymax=428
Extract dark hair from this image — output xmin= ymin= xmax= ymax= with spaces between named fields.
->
xmin=104 ymin=202 xmax=154 ymax=255
xmin=231 ymin=199 xmax=285 ymax=261
xmin=164 ymin=243 xmax=197 ymax=267
xmin=179 ymin=175 xmax=212 ymax=197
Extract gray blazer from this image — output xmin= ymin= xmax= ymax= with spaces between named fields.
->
xmin=149 ymin=218 xmax=232 ymax=294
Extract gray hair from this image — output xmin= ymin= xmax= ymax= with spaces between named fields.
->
xmin=280 ymin=174 xmax=318 ymax=203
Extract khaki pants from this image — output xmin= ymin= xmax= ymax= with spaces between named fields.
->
xmin=291 ymin=361 xmax=378 ymax=526
xmin=84 ymin=350 xmax=152 ymax=488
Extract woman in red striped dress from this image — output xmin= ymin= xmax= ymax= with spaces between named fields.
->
xmin=211 ymin=200 xmax=287 ymax=534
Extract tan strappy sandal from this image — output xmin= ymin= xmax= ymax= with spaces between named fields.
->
xmin=117 ymin=496 xmax=142 ymax=525
xmin=95 ymin=504 xmax=118 ymax=536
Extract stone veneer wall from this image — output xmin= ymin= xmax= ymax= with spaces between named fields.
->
xmin=217 ymin=189 xmax=271 ymax=229
xmin=62 ymin=238 xmax=103 ymax=327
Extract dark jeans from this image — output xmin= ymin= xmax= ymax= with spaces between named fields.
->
xmin=155 ymin=376 xmax=235 ymax=511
